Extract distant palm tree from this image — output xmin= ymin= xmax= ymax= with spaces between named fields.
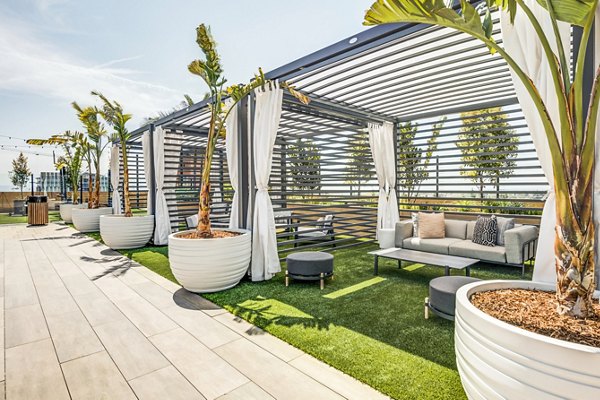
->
xmin=72 ymin=102 xmax=108 ymax=209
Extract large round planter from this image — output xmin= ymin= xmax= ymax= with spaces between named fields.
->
xmin=168 ymin=229 xmax=251 ymax=293
xmin=60 ymin=203 xmax=87 ymax=223
xmin=71 ymin=207 xmax=113 ymax=233
xmin=455 ymin=280 xmax=600 ymax=399
xmin=100 ymin=214 xmax=154 ymax=250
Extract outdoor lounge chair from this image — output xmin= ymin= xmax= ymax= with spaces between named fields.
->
xmin=294 ymin=214 xmax=336 ymax=248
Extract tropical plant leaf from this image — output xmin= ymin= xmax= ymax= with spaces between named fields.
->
xmin=282 ymin=83 xmax=311 ymax=105
xmin=536 ymin=0 xmax=596 ymax=26
xmin=364 ymin=0 xmax=493 ymax=41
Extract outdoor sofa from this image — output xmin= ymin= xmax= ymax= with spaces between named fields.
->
xmin=394 ymin=217 xmax=538 ymax=275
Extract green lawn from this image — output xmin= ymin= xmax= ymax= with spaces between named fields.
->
xmin=95 ymin=236 xmax=531 ymax=400
xmin=0 ymin=211 xmax=61 ymax=225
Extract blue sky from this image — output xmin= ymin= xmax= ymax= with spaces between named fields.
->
xmin=0 ymin=0 xmax=374 ymax=189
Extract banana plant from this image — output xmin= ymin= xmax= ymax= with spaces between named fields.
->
xmin=26 ymin=131 xmax=84 ymax=204
xmin=188 ymin=24 xmax=309 ymax=238
xmin=364 ymin=0 xmax=598 ymax=317
xmin=92 ymin=91 xmax=133 ymax=217
xmin=72 ymin=102 xmax=108 ymax=209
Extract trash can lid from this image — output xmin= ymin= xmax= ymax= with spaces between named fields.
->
xmin=27 ymin=196 xmax=48 ymax=203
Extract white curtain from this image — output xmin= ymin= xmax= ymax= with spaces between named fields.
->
xmin=141 ymin=131 xmax=154 ymax=215
xmin=226 ymin=100 xmax=240 ymax=229
xmin=500 ymin=2 xmax=570 ymax=283
xmin=110 ymin=144 xmax=122 ymax=215
xmin=251 ymin=84 xmax=283 ymax=281
xmin=369 ymin=121 xmax=400 ymax=237
xmin=153 ymin=126 xmax=171 ymax=245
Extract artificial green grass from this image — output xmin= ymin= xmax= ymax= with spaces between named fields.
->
xmin=100 ymin=237 xmax=531 ymax=400
xmin=0 ymin=211 xmax=61 ymax=225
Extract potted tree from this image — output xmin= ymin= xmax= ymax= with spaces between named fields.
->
xmin=94 ymin=92 xmax=154 ymax=249
xmin=168 ymin=24 xmax=308 ymax=293
xmin=27 ymin=131 xmax=87 ymax=223
xmin=71 ymin=102 xmax=113 ymax=232
xmin=364 ymin=0 xmax=599 ymax=397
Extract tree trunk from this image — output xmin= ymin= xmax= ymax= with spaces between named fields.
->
xmin=72 ymin=175 xmax=79 ymax=204
xmin=196 ymin=128 xmax=216 ymax=238
xmin=93 ymin=154 xmax=100 ymax=209
xmin=87 ymin=169 xmax=93 ymax=208
xmin=121 ymin=145 xmax=132 ymax=217
xmin=555 ymin=174 xmax=596 ymax=318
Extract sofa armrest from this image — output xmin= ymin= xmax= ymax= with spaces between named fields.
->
xmin=504 ymin=225 xmax=539 ymax=264
xmin=395 ymin=220 xmax=414 ymax=248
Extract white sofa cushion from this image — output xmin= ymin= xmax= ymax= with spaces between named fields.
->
xmin=403 ymin=237 xmax=463 ymax=255
xmin=449 ymin=240 xmax=507 ymax=263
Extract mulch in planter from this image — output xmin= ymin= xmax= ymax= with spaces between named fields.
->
xmin=176 ymin=229 xmax=242 ymax=239
xmin=471 ymin=289 xmax=600 ymax=348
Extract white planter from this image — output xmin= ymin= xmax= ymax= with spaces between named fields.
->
xmin=60 ymin=203 xmax=87 ymax=223
xmin=168 ymin=229 xmax=251 ymax=293
xmin=455 ymin=280 xmax=600 ymax=400
xmin=377 ymin=228 xmax=396 ymax=249
xmin=100 ymin=214 xmax=154 ymax=249
xmin=71 ymin=207 xmax=113 ymax=232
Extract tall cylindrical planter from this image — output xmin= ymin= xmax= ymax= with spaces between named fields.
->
xmin=100 ymin=214 xmax=154 ymax=249
xmin=455 ymin=280 xmax=600 ymax=399
xmin=71 ymin=207 xmax=113 ymax=233
xmin=168 ymin=229 xmax=251 ymax=293
xmin=60 ymin=203 xmax=87 ymax=223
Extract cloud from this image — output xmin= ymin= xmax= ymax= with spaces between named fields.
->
xmin=0 ymin=16 xmax=184 ymax=127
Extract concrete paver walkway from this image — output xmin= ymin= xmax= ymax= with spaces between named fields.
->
xmin=0 ymin=223 xmax=388 ymax=400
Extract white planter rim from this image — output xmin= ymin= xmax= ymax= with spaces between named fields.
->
xmin=170 ymin=228 xmax=250 ymax=242
xmin=100 ymin=214 xmax=154 ymax=219
xmin=457 ymin=280 xmax=600 ymax=354
xmin=72 ymin=206 xmax=113 ymax=212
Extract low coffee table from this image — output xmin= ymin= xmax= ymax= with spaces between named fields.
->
xmin=368 ymin=248 xmax=479 ymax=276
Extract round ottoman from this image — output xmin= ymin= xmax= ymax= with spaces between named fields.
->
xmin=425 ymin=276 xmax=481 ymax=320
xmin=286 ymin=251 xmax=334 ymax=290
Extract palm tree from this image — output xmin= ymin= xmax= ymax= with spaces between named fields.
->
xmin=27 ymin=131 xmax=85 ymax=204
xmin=188 ymin=24 xmax=308 ymax=238
xmin=364 ymin=0 xmax=597 ymax=317
xmin=92 ymin=91 xmax=133 ymax=216
xmin=72 ymin=102 xmax=108 ymax=209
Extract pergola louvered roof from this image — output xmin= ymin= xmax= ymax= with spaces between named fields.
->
xmin=130 ymin=7 xmax=517 ymax=136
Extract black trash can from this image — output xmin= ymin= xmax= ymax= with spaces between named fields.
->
xmin=27 ymin=196 xmax=48 ymax=226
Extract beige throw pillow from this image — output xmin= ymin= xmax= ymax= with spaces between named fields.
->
xmin=418 ymin=212 xmax=445 ymax=239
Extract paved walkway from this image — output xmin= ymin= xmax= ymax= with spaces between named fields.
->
xmin=0 ymin=223 xmax=388 ymax=400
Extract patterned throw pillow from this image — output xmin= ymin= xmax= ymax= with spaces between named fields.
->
xmin=472 ymin=215 xmax=498 ymax=246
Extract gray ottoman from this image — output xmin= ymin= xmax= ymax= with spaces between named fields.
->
xmin=425 ymin=276 xmax=481 ymax=320
xmin=286 ymin=251 xmax=334 ymax=290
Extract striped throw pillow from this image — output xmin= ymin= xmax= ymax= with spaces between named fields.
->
xmin=472 ymin=215 xmax=498 ymax=247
